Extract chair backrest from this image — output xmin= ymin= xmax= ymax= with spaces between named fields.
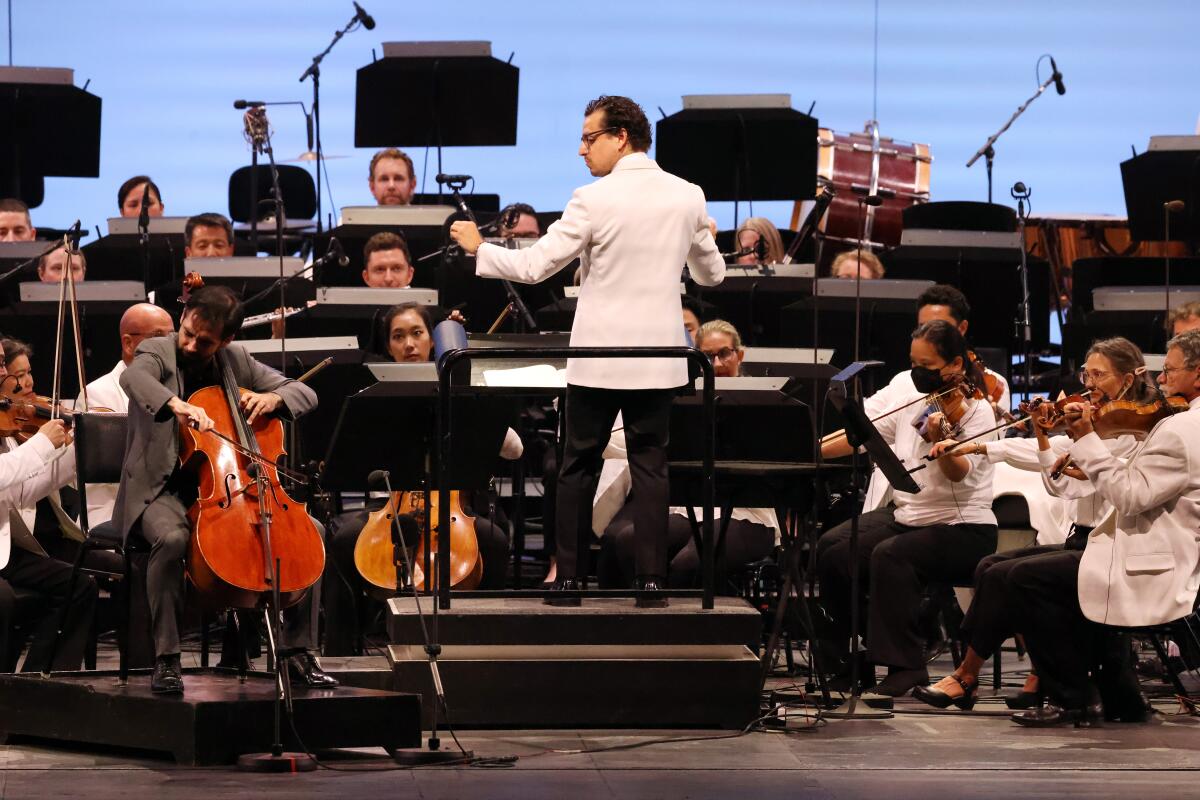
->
xmin=73 ymin=411 xmax=128 ymax=484
xmin=227 ymin=165 xmax=316 ymax=222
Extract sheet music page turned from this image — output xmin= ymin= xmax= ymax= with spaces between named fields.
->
xmin=481 ymin=364 xmax=567 ymax=388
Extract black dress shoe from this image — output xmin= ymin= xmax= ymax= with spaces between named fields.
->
xmin=871 ymin=667 xmax=929 ymax=698
xmin=289 ymin=651 xmax=340 ymax=688
xmin=913 ymin=674 xmax=978 ymax=710
xmin=634 ymin=576 xmax=669 ymax=609
xmin=543 ymin=577 xmax=581 ymax=607
xmin=151 ymin=654 xmax=184 ymax=695
xmin=1004 ymin=690 xmax=1041 ymax=710
xmin=1012 ymin=702 xmax=1103 ymax=728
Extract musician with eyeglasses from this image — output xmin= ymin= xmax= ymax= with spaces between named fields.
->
xmin=914 ymin=337 xmax=1150 ymax=716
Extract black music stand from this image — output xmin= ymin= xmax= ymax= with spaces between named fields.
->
xmin=0 ymin=68 xmax=101 ymax=203
xmin=822 ymin=362 xmax=920 ymax=720
xmin=655 ymin=105 xmax=817 ymax=217
xmin=1122 ymin=150 xmax=1200 ymax=245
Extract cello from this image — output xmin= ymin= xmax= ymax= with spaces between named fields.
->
xmin=353 ymin=489 xmax=483 ymax=596
xmin=178 ymin=336 xmax=325 ymax=610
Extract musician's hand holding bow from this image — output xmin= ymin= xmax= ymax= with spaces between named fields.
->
xmin=927 ymin=438 xmax=962 ymax=460
xmin=1051 ymin=452 xmax=1088 ymax=480
xmin=239 ymin=391 xmax=283 ymax=425
xmin=168 ymin=397 xmax=215 ymax=433
xmin=39 ymin=418 xmax=69 ymax=449
xmin=449 ymin=221 xmax=483 ymax=255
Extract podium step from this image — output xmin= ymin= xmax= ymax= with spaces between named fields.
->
xmin=385 ymin=596 xmax=764 ymax=728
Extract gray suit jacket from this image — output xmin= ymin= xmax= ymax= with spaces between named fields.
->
xmin=112 ymin=334 xmax=318 ymax=539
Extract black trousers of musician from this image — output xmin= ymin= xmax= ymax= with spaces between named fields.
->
xmin=960 ymin=544 xmax=1062 ymax=659
xmin=598 ymin=503 xmax=775 ymax=590
xmin=816 ymin=507 xmax=997 ymax=671
xmin=556 ymin=385 xmax=675 ymax=580
xmin=1006 ymin=548 xmax=1098 ymax=709
xmin=135 ymin=491 xmax=321 ymax=658
xmin=0 ymin=548 xmax=98 ymax=672
xmin=323 ymin=505 xmax=510 ymax=656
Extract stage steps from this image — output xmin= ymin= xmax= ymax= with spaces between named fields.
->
xmin=386 ymin=596 xmax=763 ymax=729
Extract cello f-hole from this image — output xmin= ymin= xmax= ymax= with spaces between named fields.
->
xmin=221 ymin=473 xmax=237 ymax=509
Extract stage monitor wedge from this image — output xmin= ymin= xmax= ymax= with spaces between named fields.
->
xmin=355 ymin=42 xmax=518 ymax=147
xmin=655 ymin=95 xmax=817 ymax=202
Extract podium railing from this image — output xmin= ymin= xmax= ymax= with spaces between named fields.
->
xmin=435 ymin=346 xmax=717 ymax=609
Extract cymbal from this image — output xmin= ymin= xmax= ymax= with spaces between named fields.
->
xmin=283 ymin=151 xmax=349 ymax=163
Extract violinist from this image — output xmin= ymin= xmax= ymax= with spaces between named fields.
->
xmin=999 ymin=329 xmax=1200 ymax=726
xmin=0 ymin=338 xmax=95 ymax=673
xmin=860 ymin=285 xmax=1010 ymax=513
xmin=323 ymin=302 xmax=520 ymax=656
xmin=816 ymin=319 xmax=999 ymax=697
xmin=112 ymin=285 xmax=336 ymax=694
xmin=914 ymin=337 xmax=1152 ymax=714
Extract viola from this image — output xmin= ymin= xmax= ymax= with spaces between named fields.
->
xmin=354 ymin=490 xmax=482 ymax=596
xmin=180 ymin=356 xmax=325 ymax=610
xmin=1020 ymin=393 xmax=1189 ymax=440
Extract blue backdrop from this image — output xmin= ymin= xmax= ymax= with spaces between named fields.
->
xmin=7 ymin=0 xmax=1199 ymax=232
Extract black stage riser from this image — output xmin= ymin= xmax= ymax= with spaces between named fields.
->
xmin=389 ymin=643 xmax=761 ymax=730
xmin=0 ymin=669 xmax=421 ymax=765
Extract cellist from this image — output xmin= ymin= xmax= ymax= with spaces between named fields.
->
xmin=112 ymin=285 xmax=337 ymax=695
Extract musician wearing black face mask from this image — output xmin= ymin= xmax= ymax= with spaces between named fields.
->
xmin=816 ymin=320 xmax=999 ymax=697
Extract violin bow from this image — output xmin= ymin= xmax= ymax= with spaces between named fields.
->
xmin=922 ymin=413 xmax=1034 ymax=461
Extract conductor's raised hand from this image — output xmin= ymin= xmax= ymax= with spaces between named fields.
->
xmin=240 ymin=391 xmax=282 ymax=424
xmin=168 ymin=397 xmax=214 ymax=433
xmin=449 ymin=221 xmax=483 ymax=255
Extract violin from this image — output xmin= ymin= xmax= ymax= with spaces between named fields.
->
xmin=354 ymin=490 xmax=482 ymax=596
xmin=1022 ymin=393 xmax=1189 ymax=440
xmin=180 ymin=354 xmax=325 ymax=610
xmin=913 ymin=373 xmax=976 ymax=443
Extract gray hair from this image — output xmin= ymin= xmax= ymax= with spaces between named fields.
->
xmin=1167 ymin=328 xmax=1200 ymax=367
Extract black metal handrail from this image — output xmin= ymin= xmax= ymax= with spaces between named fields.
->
xmin=435 ymin=346 xmax=717 ymax=609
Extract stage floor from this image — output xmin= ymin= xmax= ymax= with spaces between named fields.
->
xmin=2 ymin=648 xmax=1198 ymax=798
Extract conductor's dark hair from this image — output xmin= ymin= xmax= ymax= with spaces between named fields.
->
xmin=117 ymin=175 xmax=162 ymax=209
xmin=584 ymin=95 xmax=652 ymax=153
xmin=184 ymin=285 xmax=244 ymax=339
xmin=916 ymin=283 xmax=971 ymax=324
xmin=681 ymin=295 xmax=706 ymax=323
xmin=912 ymin=319 xmax=983 ymax=388
xmin=378 ymin=302 xmax=434 ymax=361
xmin=185 ymin=213 xmax=234 ymax=248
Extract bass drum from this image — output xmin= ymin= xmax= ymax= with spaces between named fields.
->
xmin=792 ymin=122 xmax=932 ymax=258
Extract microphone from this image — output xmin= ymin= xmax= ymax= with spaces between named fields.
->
xmin=138 ymin=184 xmax=151 ymax=233
xmin=1049 ymin=57 xmax=1066 ymax=95
xmin=312 ymin=237 xmax=350 ymax=269
xmin=233 ymin=100 xmax=266 ymax=109
xmin=502 ymin=205 xmax=521 ymax=231
xmin=352 ymin=1 xmax=376 ymax=30
xmin=863 ymin=194 xmax=884 ymax=207
xmin=754 ymin=236 xmax=768 ymax=262
xmin=435 ymin=173 xmax=473 ymax=186
xmin=1011 ymin=181 xmax=1029 ymax=197
xmin=367 ymin=469 xmax=390 ymax=490
xmin=1165 ymin=200 xmax=1186 ymax=213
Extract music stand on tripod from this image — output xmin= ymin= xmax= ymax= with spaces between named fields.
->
xmin=822 ymin=361 xmax=921 ymax=720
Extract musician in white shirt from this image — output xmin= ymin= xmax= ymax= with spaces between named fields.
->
xmin=818 ymin=320 xmax=999 ymax=697
xmin=450 ymin=95 xmax=724 ymax=606
xmin=914 ymin=337 xmax=1152 ymax=712
xmin=1004 ymin=329 xmax=1200 ymax=726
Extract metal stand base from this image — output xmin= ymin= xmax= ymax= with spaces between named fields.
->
xmin=236 ymin=752 xmax=318 ymax=772
xmin=391 ymin=746 xmax=473 ymax=766
xmin=823 ymin=694 xmax=894 ymax=720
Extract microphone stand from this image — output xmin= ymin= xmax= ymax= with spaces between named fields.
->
xmin=1012 ymin=183 xmax=1034 ymax=403
xmin=443 ymin=179 xmax=537 ymax=332
xmin=137 ymin=186 xmax=152 ymax=293
xmin=300 ymin=10 xmax=366 ymax=233
xmin=373 ymin=469 xmax=473 ymax=766
xmin=966 ymin=69 xmax=1060 ymax=204
xmin=824 ymin=195 xmax=891 ymax=721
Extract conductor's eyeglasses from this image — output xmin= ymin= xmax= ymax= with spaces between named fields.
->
xmin=580 ymin=127 xmax=618 ymax=151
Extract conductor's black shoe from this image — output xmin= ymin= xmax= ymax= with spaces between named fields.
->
xmin=1012 ymin=702 xmax=1103 ymax=728
xmin=289 ymin=651 xmax=340 ymax=688
xmin=543 ymin=577 xmax=582 ymax=607
xmin=634 ymin=576 xmax=669 ymax=609
xmin=151 ymin=654 xmax=184 ymax=695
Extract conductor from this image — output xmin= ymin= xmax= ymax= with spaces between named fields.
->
xmin=450 ymin=95 xmax=725 ymax=606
